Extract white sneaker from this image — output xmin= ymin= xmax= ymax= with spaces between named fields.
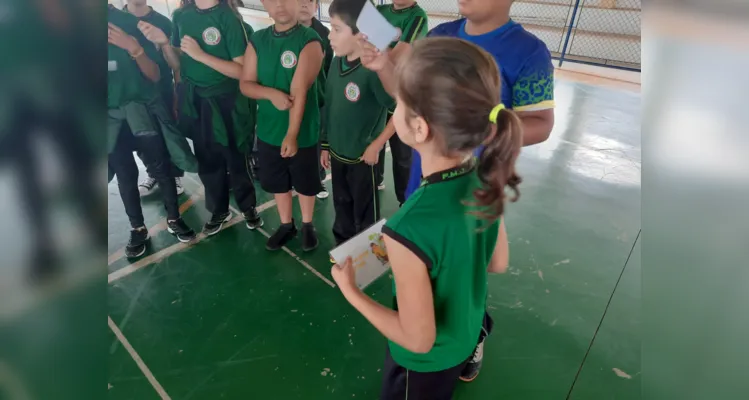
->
xmin=138 ymin=177 xmax=158 ymax=196
xmin=377 ymin=182 xmax=386 ymax=191
xmin=316 ymin=187 xmax=329 ymax=199
xmin=175 ymin=177 xmax=184 ymax=195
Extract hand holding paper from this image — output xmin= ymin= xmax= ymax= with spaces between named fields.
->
xmin=356 ymin=0 xmax=400 ymax=52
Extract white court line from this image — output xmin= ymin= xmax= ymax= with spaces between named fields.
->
xmin=109 ymin=316 xmax=172 ymax=400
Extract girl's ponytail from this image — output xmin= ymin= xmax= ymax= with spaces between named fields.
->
xmin=473 ymin=105 xmax=523 ymax=223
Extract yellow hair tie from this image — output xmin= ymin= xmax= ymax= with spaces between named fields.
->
xmin=489 ymin=104 xmax=505 ymax=123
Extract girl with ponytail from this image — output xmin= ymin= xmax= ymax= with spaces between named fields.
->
xmin=330 ymin=37 xmax=521 ymax=399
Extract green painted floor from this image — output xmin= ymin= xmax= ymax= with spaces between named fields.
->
xmin=107 ymin=79 xmax=641 ymax=399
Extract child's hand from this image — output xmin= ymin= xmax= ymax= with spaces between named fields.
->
xmin=281 ymin=135 xmax=298 ymax=158
xmin=331 ymin=257 xmax=357 ymax=294
xmin=180 ymin=36 xmax=206 ymax=61
xmin=356 ymin=33 xmax=393 ymax=72
xmin=270 ymin=90 xmax=293 ymax=111
xmin=361 ymin=143 xmax=381 ymax=166
xmin=108 ymin=23 xmax=142 ymax=56
xmin=320 ymin=150 xmax=331 ymax=170
xmin=138 ymin=21 xmax=169 ymax=46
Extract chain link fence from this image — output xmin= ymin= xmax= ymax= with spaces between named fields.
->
xmin=239 ymin=0 xmax=640 ymax=70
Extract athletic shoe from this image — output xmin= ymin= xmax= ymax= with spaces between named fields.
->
xmin=167 ymin=218 xmax=197 ymax=243
xmin=125 ymin=228 xmax=149 ymax=258
xmin=316 ymin=186 xmax=329 ymax=199
xmin=138 ymin=177 xmax=157 ymax=196
xmin=175 ymin=177 xmax=184 ymax=195
xmin=266 ymin=222 xmax=297 ymax=251
xmin=203 ymin=212 xmax=232 ymax=236
xmin=377 ymin=182 xmax=386 ymax=191
xmin=244 ymin=208 xmax=264 ymax=230
xmin=459 ymin=340 xmax=485 ymax=382
xmin=301 ymin=222 xmax=319 ymax=252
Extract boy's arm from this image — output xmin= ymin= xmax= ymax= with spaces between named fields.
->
xmin=488 ymin=220 xmax=509 ymax=274
xmin=512 ymin=48 xmax=556 ymax=146
xmin=239 ymin=43 xmax=289 ymax=104
xmin=286 ymin=41 xmax=324 ymax=141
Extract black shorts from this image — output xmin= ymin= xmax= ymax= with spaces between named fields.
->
xmin=256 ymin=139 xmax=320 ymax=196
xmin=380 ymin=346 xmax=468 ymax=400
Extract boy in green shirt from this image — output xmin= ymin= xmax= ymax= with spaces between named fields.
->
xmin=123 ymin=0 xmax=186 ymax=197
xmin=320 ymin=0 xmax=395 ymax=246
xmin=108 ymin=5 xmax=197 ymax=258
xmin=139 ymin=0 xmax=263 ymax=236
xmin=240 ymin=0 xmax=324 ymax=252
xmin=374 ymin=0 xmax=428 ymax=204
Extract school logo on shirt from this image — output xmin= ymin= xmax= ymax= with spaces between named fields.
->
xmin=345 ymin=82 xmax=361 ymax=102
xmin=281 ymin=51 xmax=298 ymax=68
xmin=202 ymin=27 xmax=221 ymax=46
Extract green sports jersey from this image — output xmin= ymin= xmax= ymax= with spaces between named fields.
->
xmin=251 ymin=24 xmax=322 ymax=148
xmin=108 ymin=6 xmax=157 ymax=108
xmin=377 ymin=3 xmax=428 ymax=49
xmin=171 ymin=3 xmax=250 ymax=88
xmin=321 ymin=57 xmax=394 ymax=161
xmin=383 ymin=163 xmax=499 ymax=372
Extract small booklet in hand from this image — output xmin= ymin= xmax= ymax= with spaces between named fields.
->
xmin=330 ymin=219 xmax=391 ymax=290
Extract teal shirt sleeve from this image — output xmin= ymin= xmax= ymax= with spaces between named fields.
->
xmin=223 ymin=13 xmax=249 ymax=59
xmin=170 ymin=10 xmax=181 ymax=48
xmin=511 ymin=47 xmax=555 ymax=111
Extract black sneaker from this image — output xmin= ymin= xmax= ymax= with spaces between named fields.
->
xmin=125 ymin=228 xmax=149 ymax=258
xmin=301 ymin=222 xmax=319 ymax=252
xmin=266 ymin=222 xmax=297 ymax=251
xmin=167 ymin=218 xmax=197 ymax=243
xmin=244 ymin=208 xmax=264 ymax=230
xmin=459 ymin=340 xmax=485 ymax=382
xmin=203 ymin=212 xmax=232 ymax=236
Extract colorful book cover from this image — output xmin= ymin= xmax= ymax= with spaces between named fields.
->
xmin=329 ymin=219 xmax=390 ymax=289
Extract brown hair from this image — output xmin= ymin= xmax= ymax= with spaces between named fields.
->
xmin=396 ymin=37 xmax=522 ymax=223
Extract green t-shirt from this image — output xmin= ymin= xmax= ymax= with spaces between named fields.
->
xmin=171 ymin=3 xmax=250 ymax=88
xmin=321 ymin=57 xmax=394 ymax=161
xmin=377 ymin=2 xmax=429 ymax=49
xmin=251 ymin=24 xmax=322 ymax=148
xmin=383 ymin=163 xmax=499 ymax=373
xmin=108 ymin=6 xmax=157 ymax=108
xmin=123 ymin=5 xmax=174 ymax=103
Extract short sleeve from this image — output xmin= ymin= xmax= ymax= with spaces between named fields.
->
xmin=511 ymin=47 xmax=555 ymax=111
xmin=170 ymin=11 xmax=181 ymax=47
xmin=383 ymin=205 xmax=434 ymax=271
xmin=369 ymin=71 xmax=395 ymax=110
xmin=401 ymin=12 xmax=428 ymax=43
xmin=223 ymin=13 xmax=249 ymax=60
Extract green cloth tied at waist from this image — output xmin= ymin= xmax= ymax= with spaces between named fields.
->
xmin=107 ymin=99 xmax=198 ymax=182
xmin=179 ymin=78 xmax=255 ymax=152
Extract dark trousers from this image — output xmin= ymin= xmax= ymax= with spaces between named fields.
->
xmin=192 ymin=91 xmax=257 ymax=216
xmin=138 ymin=88 xmax=184 ymax=179
xmin=376 ymin=115 xmax=412 ymax=205
xmin=331 ymin=157 xmax=379 ymax=245
xmin=109 ymin=123 xmax=179 ymax=228
xmin=379 ymin=313 xmax=494 ymax=400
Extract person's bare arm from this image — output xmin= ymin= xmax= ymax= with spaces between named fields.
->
xmin=108 ymin=23 xmax=160 ymax=83
xmin=161 ymin=44 xmax=182 ymax=72
xmin=335 ymin=236 xmax=437 ymax=353
xmin=239 ymin=44 xmax=291 ymax=107
xmin=138 ymin=21 xmax=180 ymax=72
xmin=487 ymin=220 xmax=509 ymax=274
xmin=518 ymin=109 xmax=555 ymax=146
xmin=180 ymin=36 xmax=243 ymax=79
xmin=132 ymin=50 xmax=161 ymax=83
xmin=282 ymin=41 xmax=324 ymax=154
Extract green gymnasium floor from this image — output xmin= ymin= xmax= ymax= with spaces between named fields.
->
xmin=106 ymin=76 xmax=641 ymax=399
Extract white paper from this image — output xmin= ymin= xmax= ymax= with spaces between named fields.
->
xmin=108 ymin=60 xmax=118 ymax=71
xmin=356 ymin=1 xmax=399 ymax=52
xmin=329 ymin=219 xmax=390 ymax=290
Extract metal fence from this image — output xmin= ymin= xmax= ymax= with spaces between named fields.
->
xmin=239 ymin=0 xmax=641 ymax=71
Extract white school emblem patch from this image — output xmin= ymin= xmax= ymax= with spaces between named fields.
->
xmin=281 ymin=50 xmax=297 ymax=68
xmin=345 ymin=82 xmax=361 ymax=102
xmin=202 ymin=27 xmax=221 ymax=45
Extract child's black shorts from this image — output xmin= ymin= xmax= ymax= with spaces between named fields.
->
xmin=379 ymin=346 xmax=469 ymax=400
xmin=256 ymin=139 xmax=320 ymax=196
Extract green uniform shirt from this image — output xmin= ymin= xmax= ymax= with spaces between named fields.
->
xmin=310 ymin=18 xmax=334 ymax=108
xmin=171 ymin=3 xmax=249 ymax=88
xmin=108 ymin=6 xmax=158 ymax=108
xmin=251 ymin=24 xmax=322 ymax=148
xmin=123 ymin=5 xmax=174 ymax=103
xmin=383 ymin=163 xmax=499 ymax=372
xmin=321 ymin=57 xmax=394 ymax=161
xmin=377 ymin=2 xmax=429 ymax=49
